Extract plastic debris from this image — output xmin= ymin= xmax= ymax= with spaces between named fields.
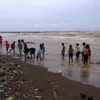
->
xmin=35 ymin=96 xmax=42 ymax=99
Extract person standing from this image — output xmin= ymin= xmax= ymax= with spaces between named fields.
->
xmin=37 ymin=44 xmax=43 ymax=60
xmin=82 ymin=42 xmax=86 ymax=62
xmin=42 ymin=43 xmax=45 ymax=58
xmin=5 ymin=41 xmax=10 ymax=54
xmin=83 ymin=45 xmax=88 ymax=65
xmin=68 ymin=45 xmax=74 ymax=63
xmin=0 ymin=36 xmax=2 ymax=46
xmin=9 ymin=41 xmax=15 ymax=55
xmin=62 ymin=43 xmax=65 ymax=57
xmin=21 ymin=39 xmax=28 ymax=57
xmin=87 ymin=44 xmax=91 ymax=62
xmin=17 ymin=40 xmax=22 ymax=57
xmin=76 ymin=43 xmax=80 ymax=59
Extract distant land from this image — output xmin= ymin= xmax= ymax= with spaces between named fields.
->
xmin=0 ymin=31 xmax=98 ymax=33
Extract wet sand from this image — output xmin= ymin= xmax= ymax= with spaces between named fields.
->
xmin=0 ymin=55 xmax=100 ymax=100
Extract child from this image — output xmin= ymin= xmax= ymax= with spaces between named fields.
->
xmin=17 ymin=40 xmax=22 ymax=57
xmin=83 ymin=45 xmax=88 ymax=65
xmin=37 ymin=44 xmax=43 ymax=60
xmin=82 ymin=42 xmax=86 ymax=61
xmin=9 ymin=41 xmax=15 ymax=55
xmin=0 ymin=36 xmax=2 ymax=46
xmin=68 ymin=45 xmax=74 ymax=63
xmin=76 ymin=43 xmax=80 ymax=59
xmin=62 ymin=43 xmax=65 ymax=57
xmin=5 ymin=41 xmax=10 ymax=53
xmin=86 ymin=44 xmax=91 ymax=62
xmin=42 ymin=43 xmax=45 ymax=58
xmin=21 ymin=39 xmax=28 ymax=57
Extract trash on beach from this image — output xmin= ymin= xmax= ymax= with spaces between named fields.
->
xmin=0 ymin=76 xmax=7 ymax=82
xmin=53 ymin=88 xmax=58 ymax=99
xmin=35 ymin=96 xmax=42 ymax=99
xmin=51 ymin=82 xmax=59 ymax=99
xmin=6 ymin=96 xmax=14 ymax=100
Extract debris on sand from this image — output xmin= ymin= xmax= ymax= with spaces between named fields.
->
xmin=0 ymin=60 xmax=23 ymax=100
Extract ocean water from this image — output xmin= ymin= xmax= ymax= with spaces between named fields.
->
xmin=0 ymin=31 xmax=100 ymax=88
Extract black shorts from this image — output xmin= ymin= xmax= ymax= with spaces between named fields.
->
xmin=84 ymin=54 xmax=88 ymax=62
xmin=76 ymin=51 xmax=80 ymax=58
xmin=69 ymin=53 xmax=73 ymax=58
xmin=6 ymin=48 xmax=8 ymax=51
xmin=24 ymin=47 xmax=29 ymax=54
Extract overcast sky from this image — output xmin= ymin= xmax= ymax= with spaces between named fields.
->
xmin=0 ymin=0 xmax=100 ymax=31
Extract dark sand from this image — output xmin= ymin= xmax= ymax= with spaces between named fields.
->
xmin=0 ymin=55 xmax=100 ymax=100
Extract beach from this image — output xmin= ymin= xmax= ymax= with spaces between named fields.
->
xmin=0 ymin=32 xmax=100 ymax=99
xmin=0 ymin=55 xmax=100 ymax=100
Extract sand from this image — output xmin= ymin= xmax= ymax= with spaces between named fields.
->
xmin=0 ymin=55 xmax=100 ymax=100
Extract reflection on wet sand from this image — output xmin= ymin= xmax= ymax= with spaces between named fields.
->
xmin=80 ymin=65 xmax=90 ymax=82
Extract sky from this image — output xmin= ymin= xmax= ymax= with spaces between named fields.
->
xmin=0 ymin=0 xmax=100 ymax=31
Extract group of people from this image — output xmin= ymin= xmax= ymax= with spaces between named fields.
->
xmin=62 ymin=42 xmax=91 ymax=65
xmin=5 ymin=40 xmax=45 ymax=60
xmin=2 ymin=38 xmax=91 ymax=64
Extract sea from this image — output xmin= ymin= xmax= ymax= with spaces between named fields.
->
xmin=0 ymin=31 xmax=100 ymax=88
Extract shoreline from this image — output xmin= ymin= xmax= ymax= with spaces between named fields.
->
xmin=0 ymin=55 xmax=100 ymax=100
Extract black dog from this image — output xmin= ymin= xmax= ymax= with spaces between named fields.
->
xmin=24 ymin=48 xmax=36 ymax=58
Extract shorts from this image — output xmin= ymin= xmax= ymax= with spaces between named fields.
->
xmin=76 ymin=51 xmax=80 ymax=58
xmin=6 ymin=48 xmax=9 ymax=51
xmin=62 ymin=50 xmax=65 ymax=56
xmin=19 ymin=48 xmax=22 ymax=52
xmin=84 ymin=54 xmax=88 ymax=62
xmin=69 ymin=53 xmax=73 ymax=58
xmin=24 ymin=47 xmax=29 ymax=54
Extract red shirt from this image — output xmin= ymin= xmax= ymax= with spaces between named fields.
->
xmin=0 ymin=38 xmax=2 ymax=43
xmin=5 ymin=42 xmax=10 ymax=48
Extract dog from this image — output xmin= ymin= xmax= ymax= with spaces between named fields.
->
xmin=24 ymin=47 xmax=36 ymax=58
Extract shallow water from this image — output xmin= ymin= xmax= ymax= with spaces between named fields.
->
xmin=0 ymin=32 xmax=100 ymax=88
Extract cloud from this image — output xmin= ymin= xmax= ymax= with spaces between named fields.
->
xmin=52 ymin=23 xmax=69 ymax=26
xmin=33 ymin=24 xmax=41 ymax=27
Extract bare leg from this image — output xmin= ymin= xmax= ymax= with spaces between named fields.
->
xmin=69 ymin=56 xmax=70 ymax=63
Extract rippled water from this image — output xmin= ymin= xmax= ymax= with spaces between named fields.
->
xmin=0 ymin=32 xmax=100 ymax=88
